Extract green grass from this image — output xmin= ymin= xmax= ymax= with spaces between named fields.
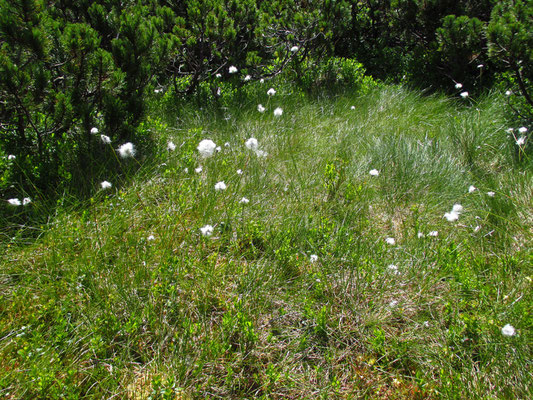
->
xmin=1 ymin=85 xmax=531 ymax=399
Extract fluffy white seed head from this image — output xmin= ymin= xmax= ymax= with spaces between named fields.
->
xmin=290 ymin=45 xmax=299 ymax=52
xmin=444 ymin=211 xmax=459 ymax=222
xmin=428 ymin=231 xmax=439 ymax=237
xmin=7 ymin=154 xmax=16 ymax=160
xmin=518 ymin=126 xmax=528 ymax=134
xmin=455 ymin=83 xmax=463 ymax=89
xmin=245 ymin=138 xmax=259 ymax=151
xmin=385 ymin=237 xmax=395 ymax=245
xmin=487 ymin=191 xmax=495 ymax=197
xmin=118 ymin=142 xmax=136 ymax=159
xmin=516 ymin=137 xmax=525 ymax=146
xmin=257 ymin=104 xmax=265 ymax=113
xmin=214 ymin=181 xmax=227 ymax=191
xmin=101 ymin=135 xmax=111 ymax=144
xmin=200 ymin=225 xmax=214 ymax=237
xmin=244 ymin=74 xmax=251 ymax=81
xmin=267 ymin=88 xmax=276 ymax=96
xmin=310 ymin=254 xmax=318 ymax=263
xmin=240 ymin=197 xmax=250 ymax=204
xmin=90 ymin=127 xmax=99 ymax=135
xmin=452 ymin=204 xmax=464 ymax=213
xmin=7 ymin=198 xmax=21 ymax=206
xmin=501 ymin=324 xmax=516 ymax=337
xmin=468 ymin=185 xmax=477 ymax=193
xmin=100 ymin=181 xmax=112 ymax=190
xmin=197 ymin=139 xmax=217 ymax=158
xmin=167 ymin=141 xmax=176 ymax=151
xmin=369 ymin=169 xmax=379 ymax=176
xmin=460 ymin=91 xmax=469 ymax=98
xmin=273 ymin=107 xmax=283 ymax=117
xmin=228 ymin=65 xmax=238 ymax=74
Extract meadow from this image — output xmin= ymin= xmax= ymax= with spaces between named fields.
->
xmin=1 ymin=84 xmax=531 ymax=399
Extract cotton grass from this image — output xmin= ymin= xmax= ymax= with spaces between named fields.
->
xmin=118 ymin=142 xmax=136 ymax=159
xmin=197 ymin=139 xmax=217 ymax=158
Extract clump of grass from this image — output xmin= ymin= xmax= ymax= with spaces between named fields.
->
xmin=0 ymin=85 xmax=531 ymax=399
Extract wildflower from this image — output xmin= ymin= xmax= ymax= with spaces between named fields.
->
xmin=244 ymin=75 xmax=251 ymax=81
xmin=216 ymin=146 xmax=221 ymax=152
xmin=428 ymin=231 xmax=438 ymax=237
xmin=101 ymin=135 xmax=111 ymax=144
xmin=245 ymin=138 xmax=259 ymax=151
xmin=350 ymin=106 xmax=356 ymax=110
xmin=452 ymin=204 xmax=464 ymax=213
xmin=505 ymin=90 xmax=512 ymax=96
xmin=197 ymin=139 xmax=217 ymax=158
xmin=239 ymin=197 xmax=250 ymax=204
xmin=154 ymin=88 xmax=163 ymax=94
xmin=468 ymin=185 xmax=477 ymax=193
xmin=369 ymin=169 xmax=379 ymax=176
xmin=444 ymin=211 xmax=459 ymax=222
xmin=255 ymin=150 xmax=268 ymax=158
xmin=215 ymin=73 xmax=221 ymax=78
xmin=260 ymin=78 xmax=265 ymax=84
xmin=237 ymin=169 xmax=243 ymax=175
xmin=118 ymin=142 xmax=136 ymax=159
xmin=167 ymin=141 xmax=176 ymax=151
xmin=147 ymin=235 xmax=155 ymax=241
xmin=195 ymin=166 xmax=202 ymax=173
xmin=487 ymin=191 xmax=495 ymax=197
xmin=267 ymin=88 xmax=276 ymax=96
xmin=228 ymin=65 xmax=238 ymax=74
xmin=22 ymin=197 xmax=32 ymax=205
xmin=290 ymin=45 xmax=299 ymax=52
xmin=518 ymin=127 xmax=527 ymax=134
xmin=257 ymin=104 xmax=266 ymax=113
xmin=100 ymin=181 xmax=112 ymax=190
xmin=385 ymin=237 xmax=395 ymax=245
xmin=501 ymin=324 xmax=516 ymax=337
xmin=214 ymin=181 xmax=227 ymax=191
xmin=90 ymin=127 xmax=99 ymax=134
xmin=455 ymin=83 xmax=463 ymax=89
xmin=7 ymin=154 xmax=16 ymax=160
xmin=310 ymin=254 xmax=318 ymax=263
xmin=224 ymin=142 xmax=230 ymax=148
xmin=516 ymin=137 xmax=525 ymax=146
xmin=274 ymin=107 xmax=283 ymax=117
xmin=460 ymin=91 xmax=469 ymax=98
xmin=7 ymin=198 xmax=21 ymax=206
xmin=388 ymin=264 xmax=399 ymax=275
xmin=417 ymin=232 xmax=425 ymax=238
xmin=200 ymin=225 xmax=214 ymax=237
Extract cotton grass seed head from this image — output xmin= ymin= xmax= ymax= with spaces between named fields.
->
xmin=118 ymin=142 xmax=136 ymax=159
xmin=167 ymin=141 xmax=176 ymax=151
xmin=200 ymin=225 xmax=214 ymax=237
xmin=257 ymin=104 xmax=265 ymax=113
xmin=310 ymin=254 xmax=318 ymax=263
xmin=237 ymin=169 xmax=243 ymax=175
xmin=487 ymin=191 xmax=495 ymax=197
xmin=516 ymin=137 xmax=525 ymax=146
xmin=385 ymin=237 xmax=395 ymax=245
xmin=273 ymin=107 xmax=283 ymax=117
xmin=267 ymin=88 xmax=276 ymax=96
xmin=8 ymin=154 xmax=16 ymax=160
xmin=214 ymin=181 xmax=227 ymax=191
xmin=90 ymin=127 xmax=99 ymax=134
xmin=452 ymin=204 xmax=464 ymax=213
xmin=518 ymin=127 xmax=527 ymax=134
xmin=460 ymin=91 xmax=469 ymax=98
xmin=244 ymin=75 xmax=251 ymax=81
xmin=255 ymin=150 xmax=268 ymax=158
xmin=444 ymin=211 xmax=459 ymax=222
xmin=455 ymin=83 xmax=463 ymax=89
xmin=100 ymin=181 xmax=112 ymax=190
xmin=240 ymin=197 xmax=250 ymax=204
xmin=245 ymin=138 xmax=259 ymax=151
xmin=228 ymin=65 xmax=238 ymax=74
xmin=468 ymin=185 xmax=477 ymax=193
xmin=505 ymin=90 xmax=512 ymax=96
xmin=197 ymin=139 xmax=217 ymax=158
xmin=290 ymin=45 xmax=299 ymax=52
xmin=369 ymin=169 xmax=379 ymax=176
xmin=501 ymin=324 xmax=516 ymax=337
xmin=101 ymin=135 xmax=111 ymax=144
xmin=428 ymin=231 xmax=438 ymax=237
xmin=195 ymin=166 xmax=202 ymax=173
xmin=7 ymin=198 xmax=21 ymax=206
xmin=147 ymin=235 xmax=155 ymax=241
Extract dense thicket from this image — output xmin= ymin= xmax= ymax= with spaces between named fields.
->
xmin=0 ymin=0 xmax=531 ymax=204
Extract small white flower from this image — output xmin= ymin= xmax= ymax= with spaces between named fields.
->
xmin=417 ymin=232 xmax=425 ymax=238
xmin=388 ymin=264 xmax=399 ymax=275
xmin=267 ymin=88 xmax=276 ymax=96
xmin=7 ymin=198 xmax=21 ymax=206
xmin=237 ymin=169 xmax=243 ymax=175
xmin=167 ymin=141 xmax=176 ymax=151
xmin=7 ymin=154 xmax=16 ymax=160
xmin=290 ymin=45 xmax=299 ymax=52
xmin=468 ymin=185 xmax=477 ymax=193
xmin=501 ymin=324 xmax=516 ymax=337
xmin=505 ymin=90 xmax=512 ymax=96
xmin=487 ymin=191 xmax=495 ymax=197
xmin=257 ymin=104 xmax=265 ymax=113
xmin=184 ymin=167 xmax=189 ymax=173
xmin=350 ymin=105 xmax=356 ymax=110
xmin=369 ymin=169 xmax=379 ymax=176
xmin=147 ymin=235 xmax=155 ymax=241
xmin=244 ymin=74 xmax=251 ymax=81
xmin=224 ymin=142 xmax=230 ymax=148
xmin=214 ymin=181 xmax=227 ymax=191
xmin=428 ymin=231 xmax=439 ymax=237
xmin=273 ymin=107 xmax=283 ymax=117
xmin=240 ymin=197 xmax=250 ymax=204
xmin=228 ymin=65 xmax=238 ymax=74
xmin=197 ymin=139 xmax=217 ymax=158
xmin=200 ymin=225 xmax=214 ymax=237
xmin=118 ymin=142 xmax=136 ymax=158
xmin=518 ymin=127 xmax=527 ymax=134
xmin=452 ymin=204 xmax=464 ymax=213
xmin=444 ymin=211 xmax=459 ymax=222
xmin=245 ymin=138 xmax=259 ymax=151
xmin=455 ymin=83 xmax=463 ymax=89
xmin=260 ymin=78 xmax=265 ymax=84
xmin=22 ymin=197 xmax=31 ymax=206
xmin=195 ymin=166 xmax=202 ymax=173
xmin=310 ymin=254 xmax=318 ymax=263
xmin=460 ymin=91 xmax=469 ymax=98
xmin=215 ymin=73 xmax=222 ymax=78
xmin=389 ymin=300 xmax=398 ymax=307
xmin=516 ymin=137 xmax=525 ymax=146
xmin=385 ymin=237 xmax=395 ymax=245
xmin=100 ymin=181 xmax=112 ymax=190
xmin=255 ymin=150 xmax=268 ymax=158
xmin=90 ymin=127 xmax=99 ymax=135
xmin=101 ymin=135 xmax=111 ymax=144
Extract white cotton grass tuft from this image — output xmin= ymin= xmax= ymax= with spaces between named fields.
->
xmin=23 ymin=197 xmax=31 ymax=205
xmin=388 ymin=264 xmax=400 ymax=275
xmin=237 ymin=169 xmax=243 ymax=175
xmin=214 ymin=181 xmax=227 ymax=191
xmin=273 ymin=107 xmax=283 ymax=117
xmin=350 ymin=105 xmax=356 ymax=110
xmin=224 ymin=142 xmax=230 ymax=148
xmin=239 ymin=197 xmax=250 ymax=204
xmin=147 ymin=235 xmax=155 ymax=241
xmin=216 ymin=146 xmax=221 ymax=152
xmin=369 ymin=169 xmax=379 ymax=176
xmin=90 ymin=127 xmax=99 ymax=135
xmin=7 ymin=198 xmax=21 ymax=206
xmin=389 ymin=300 xmax=398 ymax=307
xmin=167 ymin=141 xmax=176 ymax=151
xmin=244 ymin=75 xmax=251 ymax=81
xmin=468 ymin=185 xmax=477 ymax=193
xmin=215 ymin=73 xmax=221 ymax=78
xmin=267 ymin=88 xmax=276 ymax=96
xmin=505 ymin=90 xmax=512 ymax=96
xmin=487 ymin=191 xmax=495 ymax=197
xmin=518 ymin=127 xmax=528 ymax=134
xmin=460 ymin=91 xmax=469 ymax=98
xmin=290 ymin=45 xmax=299 ymax=52
xmin=197 ymin=139 xmax=217 ymax=158
xmin=455 ymin=83 xmax=463 ymax=89
xmin=8 ymin=154 xmax=16 ymax=160
xmin=444 ymin=211 xmax=459 ymax=222
xmin=428 ymin=231 xmax=439 ymax=237
xmin=195 ymin=166 xmax=203 ymax=173
xmin=255 ymin=150 xmax=268 ymax=158
xmin=257 ymin=104 xmax=266 ymax=113
xmin=228 ymin=65 xmax=238 ymax=74
xmin=245 ymin=138 xmax=259 ymax=151
xmin=385 ymin=237 xmax=395 ymax=245
xmin=501 ymin=324 xmax=516 ymax=337
xmin=310 ymin=254 xmax=318 ymax=263
xmin=184 ymin=168 xmax=189 ymax=173
xmin=417 ymin=232 xmax=425 ymax=238
xmin=118 ymin=142 xmax=136 ymax=159
xmin=100 ymin=181 xmax=112 ymax=190
xmin=101 ymin=135 xmax=111 ymax=144
xmin=452 ymin=204 xmax=464 ymax=213
xmin=516 ymin=137 xmax=525 ymax=146
xmin=200 ymin=225 xmax=214 ymax=237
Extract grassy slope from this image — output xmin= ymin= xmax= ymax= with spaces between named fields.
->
xmin=1 ymin=85 xmax=531 ymax=399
